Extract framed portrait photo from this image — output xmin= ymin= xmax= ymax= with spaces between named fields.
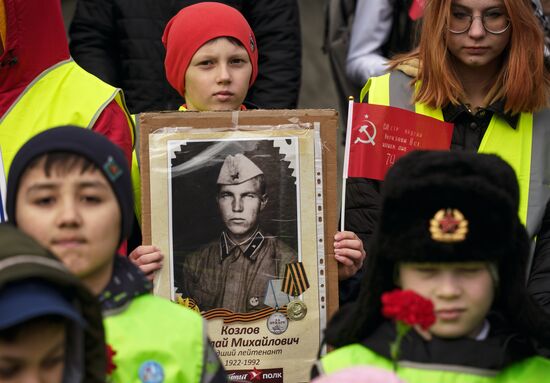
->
xmin=139 ymin=110 xmax=338 ymax=383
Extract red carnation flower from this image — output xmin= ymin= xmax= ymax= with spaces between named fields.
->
xmin=382 ymin=289 xmax=435 ymax=330
xmin=106 ymin=344 xmax=117 ymax=375
xmin=381 ymin=289 xmax=435 ymax=370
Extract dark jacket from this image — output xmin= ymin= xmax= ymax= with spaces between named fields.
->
xmin=69 ymin=0 xmax=302 ymax=114
xmin=0 ymin=224 xmax=106 ymax=383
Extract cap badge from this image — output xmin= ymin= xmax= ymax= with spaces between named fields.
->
xmin=103 ymin=156 xmax=123 ymax=181
xmin=228 ymin=156 xmax=239 ymax=181
xmin=249 ymin=296 xmax=259 ymax=307
xmin=429 ymin=208 xmax=468 ymax=243
xmin=217 ymin=153 xmax=263 ymax=185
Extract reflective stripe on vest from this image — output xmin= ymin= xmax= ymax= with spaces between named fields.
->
xmin=320 ymin=343 xmax=550 ymax=382
xmin=360 ymin=72 xmax=550 ymax=247
xmin=104 ymin=294 xmax=205 ymax=383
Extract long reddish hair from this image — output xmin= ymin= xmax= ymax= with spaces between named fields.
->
xmin=390 ymin=0 xmax=550 ymax=114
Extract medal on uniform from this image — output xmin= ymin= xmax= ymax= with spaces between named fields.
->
xmin=286 ymin=299 xmax=307 ymax=321
xmin=282 ymin=262 xmax=310 ymax=321
xmin=266 ymin=311 xmax=289 ymax=335
xmin=266 ymin=280 xmax=289 ymax=334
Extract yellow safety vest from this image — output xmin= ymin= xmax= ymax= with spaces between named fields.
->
xmin=360 ymin=72 xmax=550 ymax=251
xmin=104 ymin=294 xmax=206 ymax=383
xmin=318 ymin=343 xmax=550 ymax=383
xmin=0 ymin=59 xmax=142 ymax=221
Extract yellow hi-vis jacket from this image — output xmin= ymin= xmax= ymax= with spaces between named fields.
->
xmin=0 ymin=58 xmax=142 ymax=221
xmin=318 ymin=343 xmax=550 ymax=383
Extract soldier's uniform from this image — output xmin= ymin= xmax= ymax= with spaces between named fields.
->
xmin=180 ymin=154 xmax=298 ymax=313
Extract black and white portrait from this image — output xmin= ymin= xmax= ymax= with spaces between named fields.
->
xmin=168 ymin=138 xmax=300 ymax=313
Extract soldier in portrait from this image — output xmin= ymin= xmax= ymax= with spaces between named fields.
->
xmin=179 ymin=153 xmax=298 ymax=313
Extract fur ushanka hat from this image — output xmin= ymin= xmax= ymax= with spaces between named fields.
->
xmin=326 ymin=150 xmax=550 ymax=348
xmin=378 ymin=150 xmax=520 ymax=265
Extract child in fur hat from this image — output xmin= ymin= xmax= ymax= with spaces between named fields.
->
xmin=314 ymin=151 xmax=550 ymax=382
xmin=6 ymin=126 xmax=226 ymax=383
xmin=131 ymin=1 xmax=365 ymax=285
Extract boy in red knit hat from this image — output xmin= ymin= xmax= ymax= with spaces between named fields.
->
xmin=132 ymin=2 xmax=365 ymax=295
xmin=129 ymin=2 xmax=261 ymax=279
xmin=162 ymin=2 xmax=258 ymax=111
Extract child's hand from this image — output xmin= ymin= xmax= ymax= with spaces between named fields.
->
xmin=129 ymin=245 xmax=164 ymax=281
xmin=334 ymin=231 xmax=366 ymax=281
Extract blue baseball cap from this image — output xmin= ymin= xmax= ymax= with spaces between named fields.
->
xmin=0 ymin=280 xmax=86 ymax=330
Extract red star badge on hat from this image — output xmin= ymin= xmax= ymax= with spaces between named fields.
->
xmin=429 ymin=208 xmax=468 ymax=243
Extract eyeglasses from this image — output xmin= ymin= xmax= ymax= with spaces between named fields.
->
xmin=448 ymin=10 xmax=510 ymax=34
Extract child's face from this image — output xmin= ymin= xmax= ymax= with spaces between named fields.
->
xmin=15 ymin=161 xmax=121 ymax=294
xmin=184 ymin=38 xmax=252 ymax=111
xmin=398 ymin=262 xmax=494 ymax=338
xmin=0 ymin=322 xmax=65 ymax=383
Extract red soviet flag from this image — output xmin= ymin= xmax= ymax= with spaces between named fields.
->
xmin=346 ymin=103 xmax=454 ymax=180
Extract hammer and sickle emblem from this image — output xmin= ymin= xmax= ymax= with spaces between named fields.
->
xmin=354 ymin=116 xmax=377 ymax=146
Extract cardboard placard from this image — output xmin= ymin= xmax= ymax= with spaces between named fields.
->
xmin=139 ymin=110 xmax=338 ymax=383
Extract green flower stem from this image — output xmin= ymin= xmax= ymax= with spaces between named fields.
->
xmin=390 ymin=321 xmax=411 ymax=371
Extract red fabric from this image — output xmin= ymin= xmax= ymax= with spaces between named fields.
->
xmin=347 ymin=103 xmax=454 ymax=180
xmin=162 ymin=2 xmax=258 ymax=98
xmin=0 ymin=0 xmax=70 ymax=117
xmin=408 ymin=0 xmax=426 ymax=21
xmin=94 ymin=101 xmax=132 ymax=258
xmin=92 ymin=100 xmax=133 ymax=166
xmin=382 ymin=289 xmax=435 ymax=330
xmin=105 ymin=344 xmax=117 ymax=375
xmin=94 ymin=101 xmax=133 ymax=257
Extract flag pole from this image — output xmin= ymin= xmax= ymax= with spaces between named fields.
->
xmin=340 ymin=96 xmax=354 ymax=232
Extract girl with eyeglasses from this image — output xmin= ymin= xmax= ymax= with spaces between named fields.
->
xmin=342 ymin=0 xmax=550 ymax=316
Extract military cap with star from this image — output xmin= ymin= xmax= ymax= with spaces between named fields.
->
xmin=217 ymin=154 xmax=263 ymax=185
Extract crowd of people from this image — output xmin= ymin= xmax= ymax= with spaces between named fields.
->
xmin=1 ymin=0 xmax=550 ymax=382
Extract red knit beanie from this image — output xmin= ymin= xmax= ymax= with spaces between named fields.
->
xmin=162 ymin=2 xmax=258 ymax=98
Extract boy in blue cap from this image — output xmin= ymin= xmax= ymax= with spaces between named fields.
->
xmin=0 ymin=223 xmax=106 ymax=383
